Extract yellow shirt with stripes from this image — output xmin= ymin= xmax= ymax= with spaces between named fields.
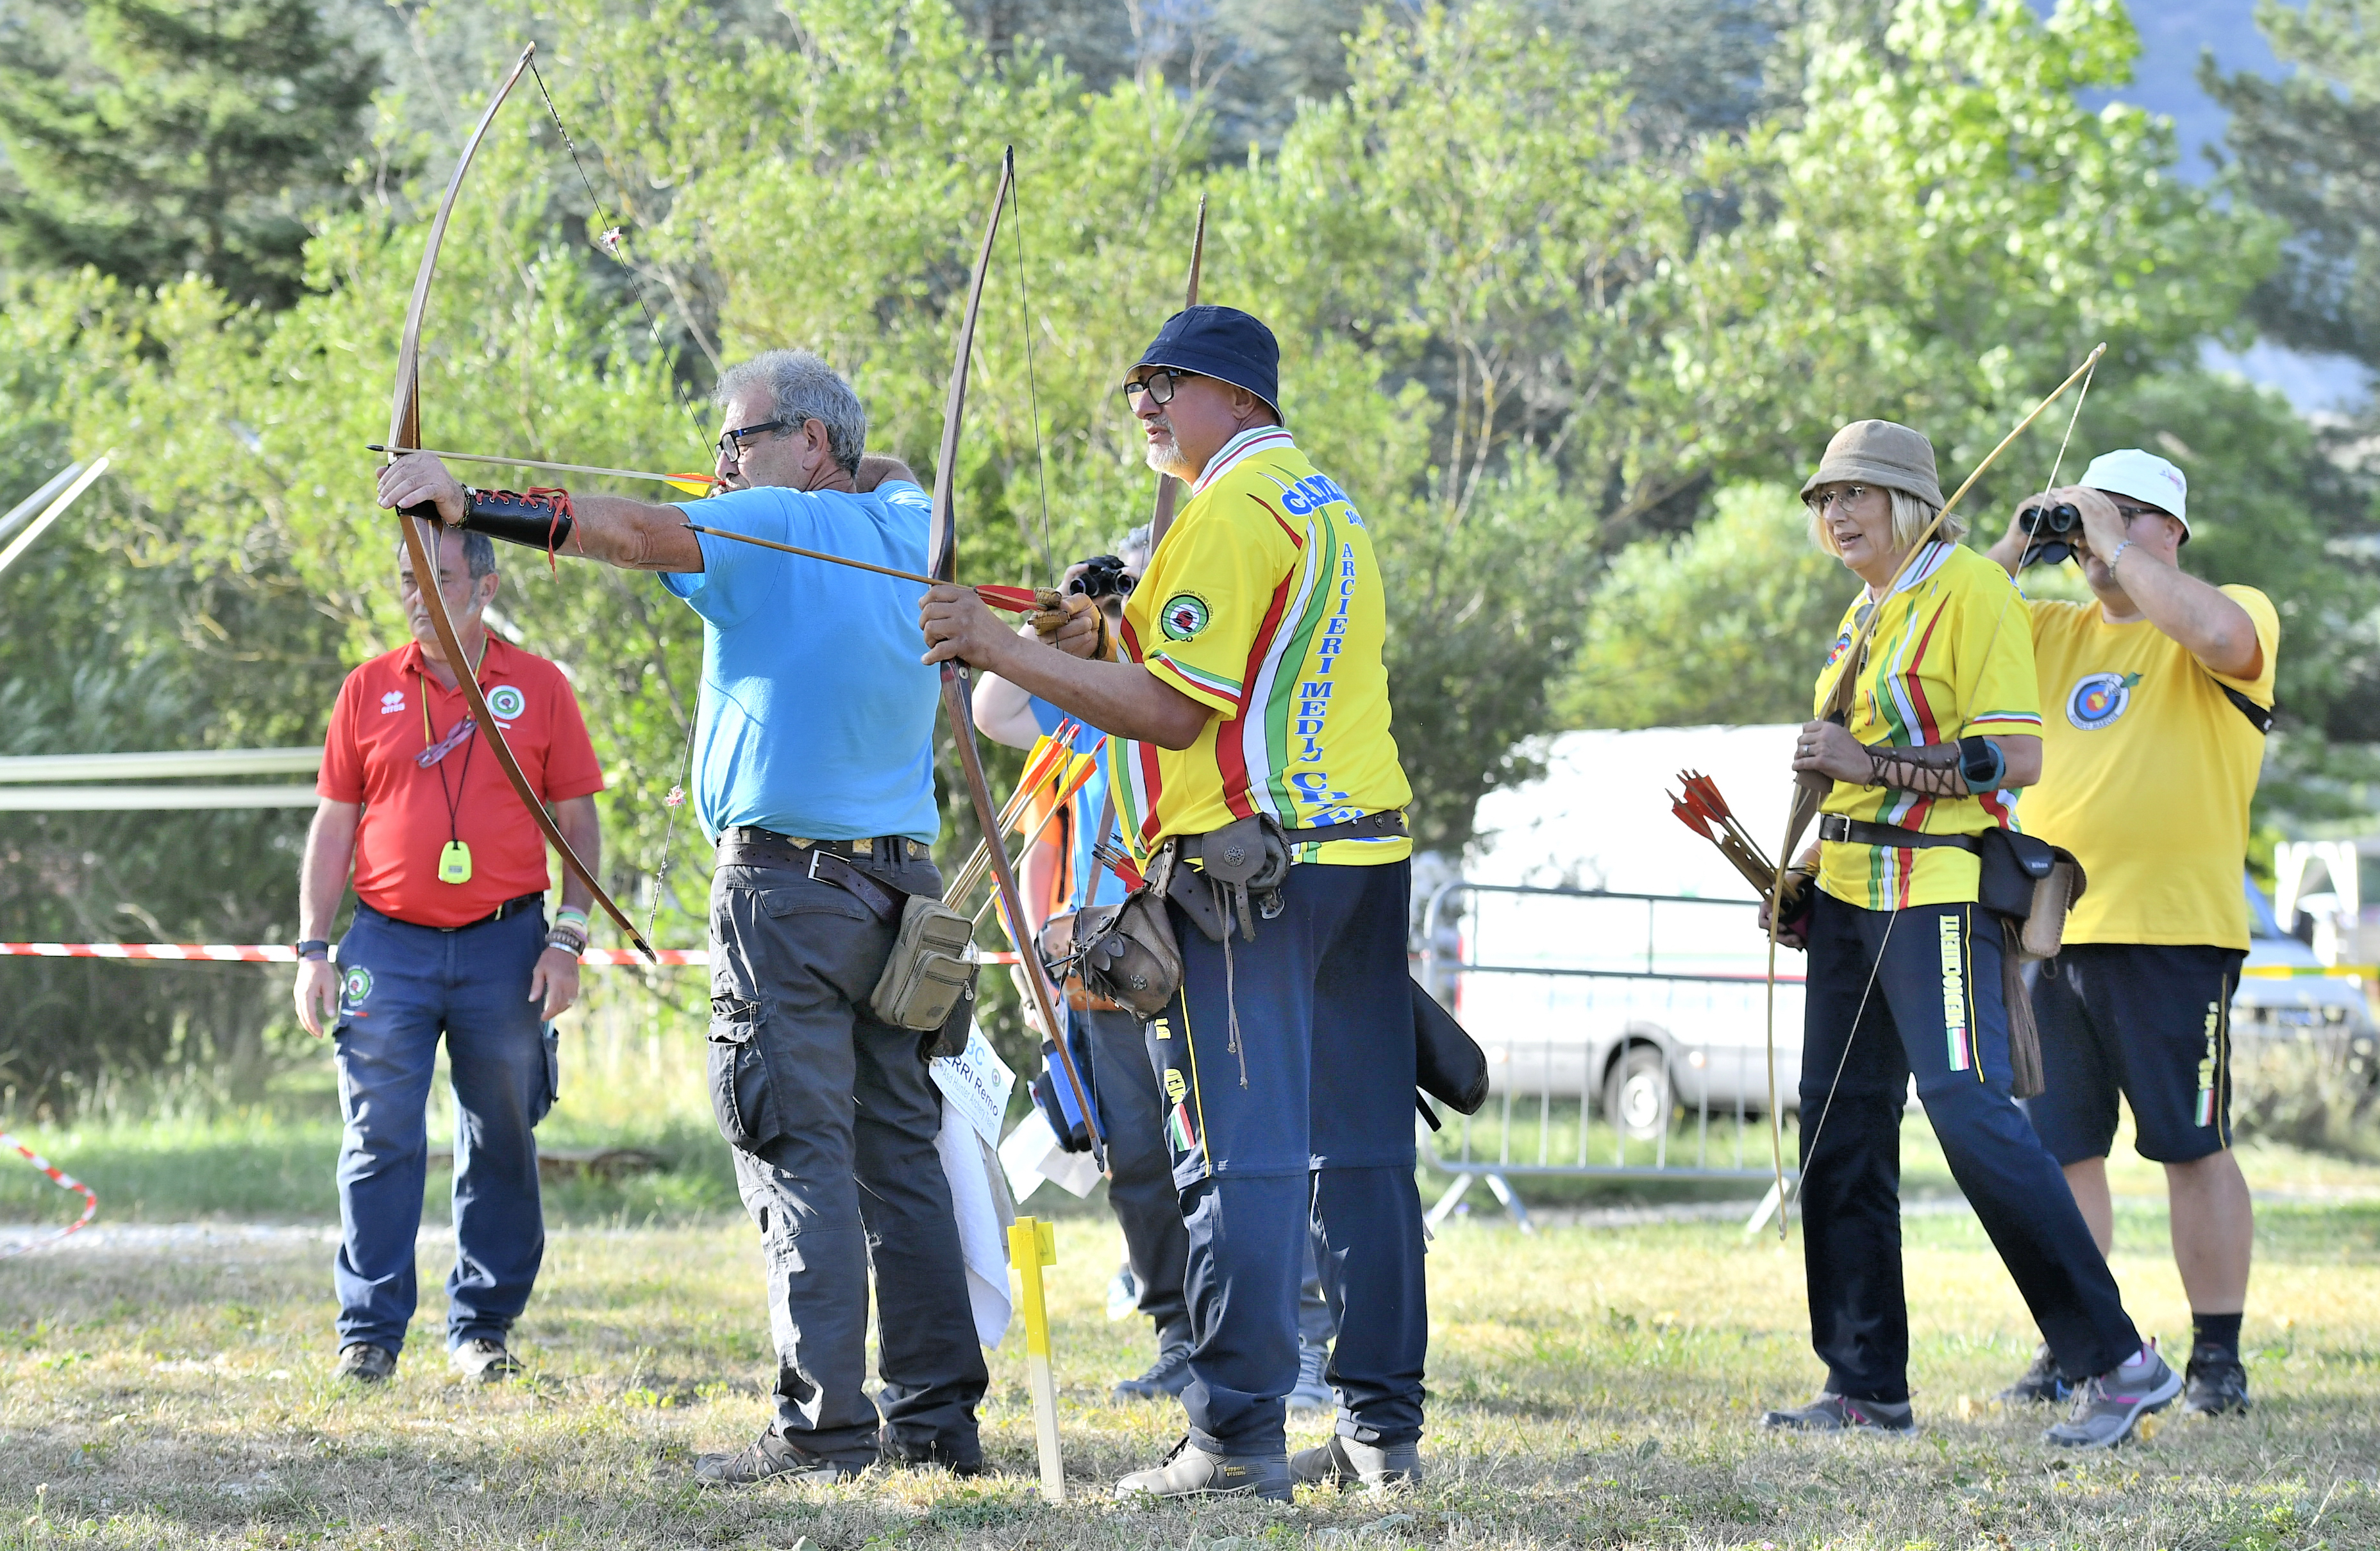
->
xmin=1115 ymin=425 xmax=1411 ymax=867
xmin=1815 ymin=540 xmax=2043 ymax=910
xmin=2020 ymin=585 xmax=2278 ymax=950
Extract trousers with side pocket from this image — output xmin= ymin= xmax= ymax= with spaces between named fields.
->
xmin=705 ymin=853 xmax=987 ymax=1469
xmin=1797 ymin=890 xmax=2142 ymax=1402
xmin=331 ymin=901 xmax=557 ymax=1355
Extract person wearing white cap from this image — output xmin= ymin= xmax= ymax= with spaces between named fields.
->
xmin=1985 ymin=448 xmax=2279 ymax=1420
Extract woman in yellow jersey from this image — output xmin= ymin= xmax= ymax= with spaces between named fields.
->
xmin=1760 ymin=419 xmax=2179 ymax=1449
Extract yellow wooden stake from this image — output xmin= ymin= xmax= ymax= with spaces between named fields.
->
xmin=1008 ymin=1214 xmax=1064 ymax=1500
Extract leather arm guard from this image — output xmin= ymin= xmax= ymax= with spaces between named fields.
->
xmin=458 ymin=486 xmax=576 ymax=555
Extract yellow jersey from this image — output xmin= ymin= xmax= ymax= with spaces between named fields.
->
xmin=2021 ymin=585 xmax=2278 ymax=949
xmin=1115 ymin=425 xmax=1412 ymax=867
xmin=1815 ymin=541 xmax=2043 ymax=910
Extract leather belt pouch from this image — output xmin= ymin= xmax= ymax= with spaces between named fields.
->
xmin=1038 ymin=911 xmax=1122 ymax=1012
xmin=1073 ymin=846 xmax=1186 ymax=1019
xmin=1413 ymin=977 xmax=1489 ymax=1115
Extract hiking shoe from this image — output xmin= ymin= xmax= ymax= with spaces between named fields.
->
xmin=448 ymin=1338 xmax=523 ymax=1383
xmin=878 ymin=1427 xmax=986 ymax=1477
xmin=1114 ymin=1437 xmax=1292 ymax=1502
xmin=2181 ymin=1343 xmax=2251 ymax=1417
xmin=694 ymin=1427 xmax=859 ymax=1488
xmin=1998 ymin=1343 xmax=2072 ymax=1405
xmin=1113 ymin=1340 xmax=1194 ymax=1402
xmin=1759 ymin=1392 xmax=1915 ymax=1434
xmin=2043 ymin=1344 xmax=2182 ymax=1449
xmin=1290 ymin=1434 xmax=1421 ymax=1490
xmin=1286 ymin=1336 xmax=1334 ymax=1416
xmin=332 ymin=1343 xmax=396 ymax=1386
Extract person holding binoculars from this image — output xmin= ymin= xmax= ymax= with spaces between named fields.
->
xmin=1984 ymin=449 xmax=2277 ymax=1421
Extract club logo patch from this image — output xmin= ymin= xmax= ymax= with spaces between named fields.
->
xmin=2065 ymin=671 xmax=2140 ymax=731
xmin=1824 ymin=627 xmax=1854 ymax=667
xmin=1159 ymin=592 xmax=1211 ymax=641
xmin=340 ymin=966 xmax=374 ymax=1006
xmin=486 ymin=685 xmax=526 ymax=721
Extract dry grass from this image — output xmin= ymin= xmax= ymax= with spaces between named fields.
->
xmin=1 ymin=1170 xmax=2377 ymax=1550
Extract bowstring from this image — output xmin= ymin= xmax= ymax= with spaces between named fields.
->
xmin=527 ymin=57 xmax=720 ymax=955
xmin=1789 ymin=355 xmax=2101 ymax=1203
xmin=1007 ymin=169 xmax=1060 ymax=587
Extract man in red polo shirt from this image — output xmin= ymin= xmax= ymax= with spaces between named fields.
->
xmin=292 ymin=524 xmax=604 ymax=1386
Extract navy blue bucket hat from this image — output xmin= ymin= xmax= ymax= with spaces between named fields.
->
xmin=1136 ymin=305 xmax=1280 ymax=417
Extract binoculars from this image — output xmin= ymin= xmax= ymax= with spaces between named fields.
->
xmin=1069 ymin=554 xmax=1136 ymax=601
xmin=2018 ymin=501 xmax=2082 ymax=568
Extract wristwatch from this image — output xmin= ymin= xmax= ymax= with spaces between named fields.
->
xmin=294 ymin=939 xmax=331 ymax=961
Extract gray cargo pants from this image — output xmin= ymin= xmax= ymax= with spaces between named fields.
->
xmin=706 ymin=849 xmax=987 ymax=1469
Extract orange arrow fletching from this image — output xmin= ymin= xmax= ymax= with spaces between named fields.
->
xmin=1670 ymin=796 xmax=1714 ymax=839
xmin=975 ymin=584 xmax=1045 ymax=613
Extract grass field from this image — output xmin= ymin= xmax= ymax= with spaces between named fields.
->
xmin=2 ymin=1115 xmax=2377 ymax=1549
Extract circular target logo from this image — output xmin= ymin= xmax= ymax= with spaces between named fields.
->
xmin=1159 ymin=592 xmax=1211 ymax=641
xmin=487 ymin=685 xmax=526 ymax=721
xmin=340 ymin=966 xmax=374 ymax=1005
xmin=2065 ymin=671 xmax=2140 ymax=731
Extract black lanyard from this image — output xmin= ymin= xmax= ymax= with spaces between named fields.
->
xmin=417 ymin=664 xmax=478 ymax=851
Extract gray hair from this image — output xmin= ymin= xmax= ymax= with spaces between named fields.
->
xmin=1118 ymin=523 xmax=1152 ymax=566
xmin=396 ymin=528 xmax=496 ymax=579
xmin=714 ymin=349 xmax=867 ymax=474
xmin=1808 ymin=486 xmax=1963 ymax=560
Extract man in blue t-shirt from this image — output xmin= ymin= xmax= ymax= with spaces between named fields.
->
xmin=376 ymin=349 xmax=985 ymax=1486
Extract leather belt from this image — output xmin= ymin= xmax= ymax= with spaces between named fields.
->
xmin=373 ymin=893 xmax=544 ymax=933
xmin=1173 ymin=808 xmax=1408 ymax=862
xmin=1819 ymin=814 xmax=1979 ymax=853
xmin=715 ymin=826 xmax=918 ymax=923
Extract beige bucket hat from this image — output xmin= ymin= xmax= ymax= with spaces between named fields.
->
xmin=1801 ymin=420 xmax=1945 ymax=509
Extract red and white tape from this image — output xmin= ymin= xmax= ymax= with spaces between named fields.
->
xmin=0 ymin=943 xmax=1018 ymax=968
xmin=0 ymin=1131 xmax=97 ymax=1257
xmin=0 ymin=942 xmax=705 ymax=966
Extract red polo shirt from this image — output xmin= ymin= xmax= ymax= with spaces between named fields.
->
xmin=318 ymin=637 xmax=604 ymax=928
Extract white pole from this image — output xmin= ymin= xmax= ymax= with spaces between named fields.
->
xmin=0 ymin=455 xmax=110 ymax=581
xmin=0 ymin=462 xmax=84 ymax=545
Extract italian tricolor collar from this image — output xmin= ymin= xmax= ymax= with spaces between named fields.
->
xmin=1192 ymin=424 xmax=1298 ymax=496
xmin=1864 ymin=537 xmax=1954 ymax=605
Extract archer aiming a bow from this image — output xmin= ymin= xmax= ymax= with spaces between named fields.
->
xmin=921 ymin=306 xmax=1426 ymax=1502
xmin=1759 ymin=420 xmax=2180 ymax=1447
xmin=378 ymin=349 xmax=1037 ymax=1486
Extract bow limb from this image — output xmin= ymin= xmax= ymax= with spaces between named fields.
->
xmin=385 ymin=42 xmax=657 ymax=965
xmin=1144 ymin=194 xmax=1209 ymax=553
xmin=928 ymin=147 xmax=1106 ymax=1168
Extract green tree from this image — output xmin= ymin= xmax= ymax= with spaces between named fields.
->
xmin=0 ymin=0 xmax=381 ymax=310
xmin=2203 ymin=0 xmax=2380 ymax=370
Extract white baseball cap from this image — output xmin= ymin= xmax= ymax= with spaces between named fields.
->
xmin=2080 ymin=448 xmax=2189 ymax=537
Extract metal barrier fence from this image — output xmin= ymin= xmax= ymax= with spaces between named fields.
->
xmin=1418 ymin=881 xmax=1798 ymax=1232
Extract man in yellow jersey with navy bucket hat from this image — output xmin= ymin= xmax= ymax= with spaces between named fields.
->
xmin=1986 ymin=449 xmax=2278 ymax=1418
xmin=919 ymin=305 xmax=1423 ymax=1501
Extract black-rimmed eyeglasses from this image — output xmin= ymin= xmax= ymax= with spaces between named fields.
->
xmin=1120 ymin=368 xmax=1189 ymax=407
xmin=717 ymin=420 xmax=789 ymax=462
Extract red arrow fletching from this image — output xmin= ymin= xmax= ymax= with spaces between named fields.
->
xmin=1670 ymin=796 xmax=1713 ymax=839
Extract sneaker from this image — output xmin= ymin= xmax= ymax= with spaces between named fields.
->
xmin=332 ymin=1343 xmax=396 ymax=1385
xmin=1113 ymin=1340 xmax=1194 ymax=1402
xmin=1114 ymin=1437 xmax=1292 ymax=1502
xmin=448 ymin=1338 xmax=523 ymax=1383
xmin=1290 ymin=1434 xmax=1421 ymax=1490
xmin=1997 ymin=1343 xmax=2072 ymax=1405
xmin=1286 ymin=1337 xmax=1334 ymax=1416
xmin=1107 ymin=1262 xmax=1139 ymax=1321
xmin=2181 ymin=1343 xmax=2251 ymax=1417
xmin=694 ymin=1427 xmax=860 ymax=1488
xmin=878 ymin=1427 xmax=986 ymax=1477
xmin=2043 ymin=1344 xmax=2182 ymax=1449
xmin=1759 ymin=1392 xmax=1916 ymax=1434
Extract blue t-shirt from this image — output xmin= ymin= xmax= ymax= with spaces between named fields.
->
xmin=1029 ymin=696 xmax=1125 ymax=910
xmin=662 ymin=482 xmax=940 ymax=844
